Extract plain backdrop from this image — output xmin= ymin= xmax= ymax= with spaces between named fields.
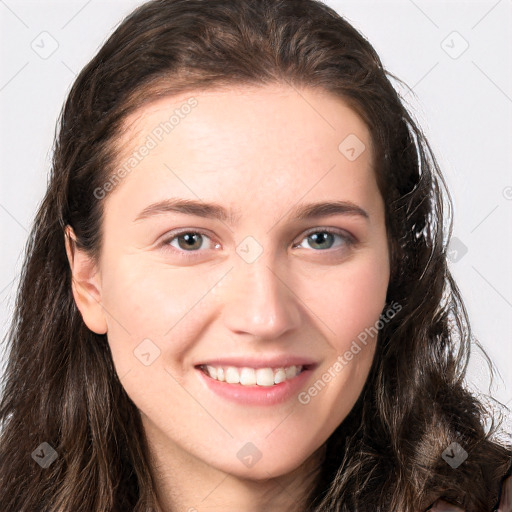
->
xmin=1 ymin=1 xmax=511 ymax=413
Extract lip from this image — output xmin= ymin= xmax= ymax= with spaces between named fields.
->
xmin=193 ymin=355 xmax=317 ymax=369
xmin=195 ymin=364 xmax=316 ymax=406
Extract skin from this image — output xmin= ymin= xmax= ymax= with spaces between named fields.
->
xmin=64 ymin=83 xmax=511 ymax=512
xmin=65 ymin=83 xmax=388 ymax=511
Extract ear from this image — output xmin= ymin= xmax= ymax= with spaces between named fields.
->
xmin=64 ymin=225 xmax=108 ymax=335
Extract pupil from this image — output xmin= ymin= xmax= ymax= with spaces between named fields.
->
xmin=310 ymin=232 xmax=332 ymax=249
xmin=180 ymin=233 xmax=201 ymax=249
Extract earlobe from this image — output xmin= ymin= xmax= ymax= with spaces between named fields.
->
xmin=64 ymin=225 xmax=108 ymax=335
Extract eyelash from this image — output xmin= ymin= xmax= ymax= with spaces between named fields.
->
xmin=159 ymin=227 xmax=356 ymax=259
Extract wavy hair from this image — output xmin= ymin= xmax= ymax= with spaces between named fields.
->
xmin=0 ymin=0 xmax=510 ymax=510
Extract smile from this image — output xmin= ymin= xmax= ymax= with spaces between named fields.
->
xmin=199 ymin=364 xmax=304 ymax=386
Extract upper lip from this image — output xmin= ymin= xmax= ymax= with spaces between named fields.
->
xmin=194 ymin=355 xmax=317 ymax=369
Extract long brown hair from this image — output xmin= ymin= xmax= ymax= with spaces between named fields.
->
xmin=1 ymin=1 xmax=510 ymax=510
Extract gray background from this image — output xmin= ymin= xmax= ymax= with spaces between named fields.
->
xmin=1 ymin=1 xmax=511 ymax=411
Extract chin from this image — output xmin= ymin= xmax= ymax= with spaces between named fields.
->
xmin=215 ymin=445 xmax=322 ymax=482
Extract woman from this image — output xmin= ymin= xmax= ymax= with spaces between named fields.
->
xmin=0 ymin=0 xmax=510 ymax=510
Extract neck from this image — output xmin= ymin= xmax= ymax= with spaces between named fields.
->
xmin=146 ymin=432 xmax=327 ymax=512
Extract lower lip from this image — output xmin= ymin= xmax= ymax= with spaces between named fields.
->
xmin=196 ymin=367 xmax=313 ymax=406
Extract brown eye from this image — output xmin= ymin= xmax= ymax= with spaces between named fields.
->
xmin=161 ymin=230 xmax=219 ymax=257
xmin=174 ymin=232 xmax=205 ymax=251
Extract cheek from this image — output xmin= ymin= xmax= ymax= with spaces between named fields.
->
xmin=303 ymin=252 xmax=390 ymax=352
xmin=98 ymin=252 xmax=232 ymax=383
xmin=295 ymin=256 xmax=388 ymax=436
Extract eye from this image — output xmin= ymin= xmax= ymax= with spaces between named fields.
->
xmin=161 ymin=230 xmax=219 ymax=255
xmin=160 ymin=227 xmax=356 ymax=259
xmin=293 ymin=228 xmax=356 ymax=252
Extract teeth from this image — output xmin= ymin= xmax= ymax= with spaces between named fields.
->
xmin=274 ymin=368 xmax=286 ymax=384
xmin=240 ymin=367 xmax=257 ymax=386
xmin=206 ymin=365 xmax=217 ymax=380
xmin=285 ymin=366 xmax=297 ymax=379
xmin=256 ymin=367 xmax=274 ymax=386
xmin=201 ymin=364 xmax=303 ymax=386
xmin=225 ymin=366 xmax=240 ymax=384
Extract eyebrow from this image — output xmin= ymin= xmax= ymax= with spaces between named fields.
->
xmin=133 ymin=198 xmax=370 ymax=224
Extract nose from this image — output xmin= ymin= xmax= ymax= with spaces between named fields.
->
xmin=220 ymin=256 xmax=303 ymax=341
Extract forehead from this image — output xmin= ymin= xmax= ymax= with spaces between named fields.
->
xmin=106 ymin=84 xmax=379 ymax=218
xmin=115 ymin=83 xmax=372 ymax=166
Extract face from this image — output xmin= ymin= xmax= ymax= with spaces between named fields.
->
xmin=69 ymin=84 xmax=390 ymax=480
